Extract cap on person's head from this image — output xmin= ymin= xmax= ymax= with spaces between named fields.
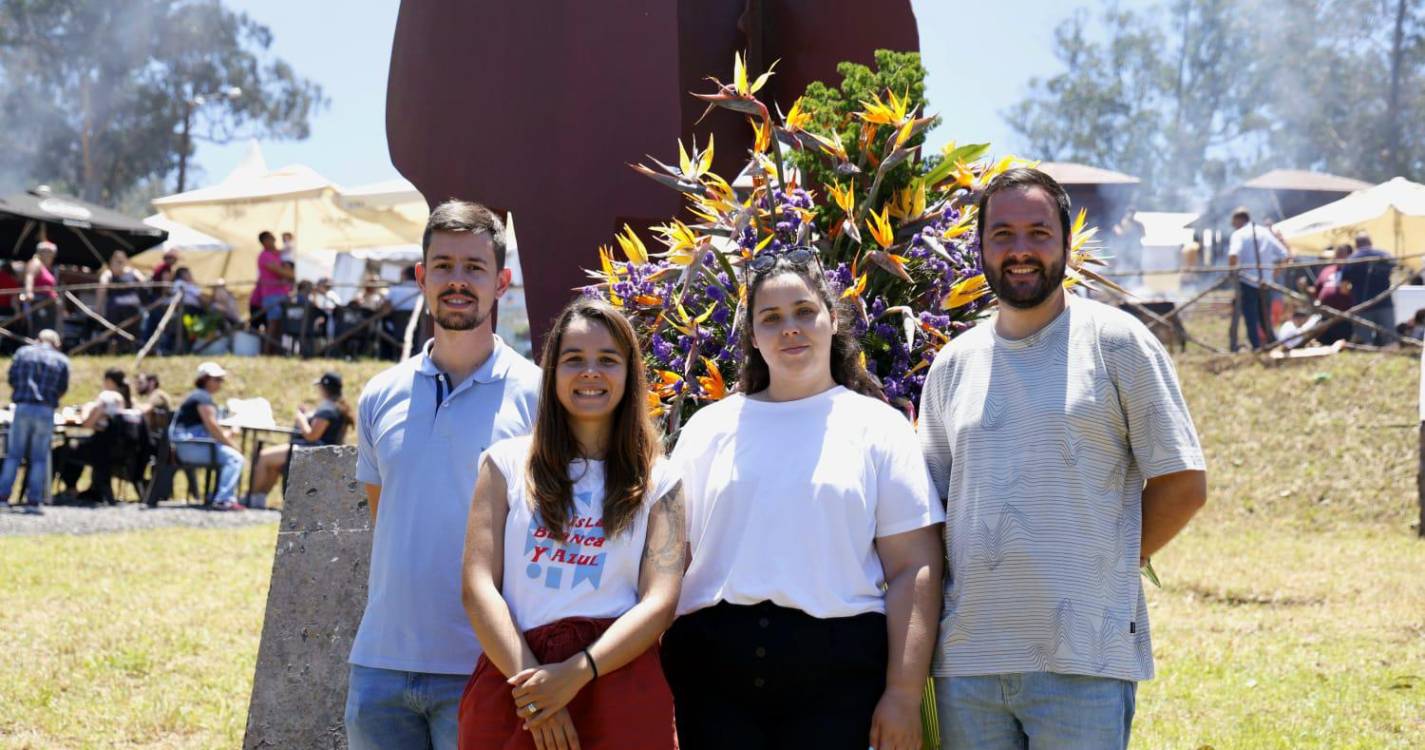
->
xmin=197 ymin=361 xmax=228 ymax=379
xmin=314 ymin=371 xmax=343 ymax=393
xmin=36 ymin=329 xmax=61 ymax=348
xmin=1230 ymin=207 xmax=1251 ymax=223
xmin=35 ymin=241 xmax=56 ymax=254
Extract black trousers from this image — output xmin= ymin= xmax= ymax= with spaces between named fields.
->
xmin=661 ymin=601 xmax=887 ymax=750
xmin=56 ymin=426 xmax=120 ymax=499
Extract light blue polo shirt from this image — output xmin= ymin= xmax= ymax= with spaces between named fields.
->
xmin=350 ymin=336 xmax=541 ymax=675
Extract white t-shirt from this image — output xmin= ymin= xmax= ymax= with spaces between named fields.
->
xmin=919 ymin=296 xmax=1205 ymax=682
xmin=1227 ymin=224 xmax=1288 ymax=287
xmin=483 ymin=435 xmax=681 ymax=632
xmin=671 ymin=385 xmax=944 ymax=619
xmin=92 ymin=389 xmax=126 ymax=428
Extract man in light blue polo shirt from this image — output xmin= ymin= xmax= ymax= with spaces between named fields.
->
xmin=346 ymin=199 xmax=541 ymax=750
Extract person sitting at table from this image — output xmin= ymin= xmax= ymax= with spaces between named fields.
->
xmin=244 ymin=371 xmax=352 ymax=507
xmin=172 ymin=267 xmax=206 ymax=316
xmin=170 ymin=361 xmax=245 ymax=511
xmin=54 ymin=368 xmax=133 ymax=504
xmin=134 ymin=372 xmax=174 ymax=432
xmin=209 ymin=279 xmax=243 ymax=327
xmin=96 ymin=250 xmax=148 ymax=343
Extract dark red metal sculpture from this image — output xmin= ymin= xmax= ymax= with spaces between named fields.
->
xmin=387 ymin=0 xmax=918 ymax=345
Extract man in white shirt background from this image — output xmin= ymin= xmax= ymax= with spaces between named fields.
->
xmin=1227 ymin=207 xmax=1291 ymax=350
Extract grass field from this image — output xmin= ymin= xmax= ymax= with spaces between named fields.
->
xmin=1 ymin=347 xmax=1423 ymax=748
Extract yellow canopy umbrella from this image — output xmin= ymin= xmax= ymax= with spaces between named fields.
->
xmin=1276 ymin=177 xmax=1425 ymax=269
xmin=133 ymin=146 xmax=428 ymax=296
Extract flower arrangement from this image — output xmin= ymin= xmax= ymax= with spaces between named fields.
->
xmin=584 ymin=53 xmax=1104 ymax=436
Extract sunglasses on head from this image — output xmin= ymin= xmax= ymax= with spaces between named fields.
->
xmin=748 ymin=244 xmax=822 ymax=274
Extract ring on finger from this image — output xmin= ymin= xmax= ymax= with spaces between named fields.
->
xmin=525 ymin=702 xmax=539 ymax=715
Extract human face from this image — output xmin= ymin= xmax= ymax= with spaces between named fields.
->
xmin=750 ymin=272 xmax=837 ymax=387
xmin=110 ymin=251 xmax=128 ymax=271
xmin=207 ymin=376 xmax=224 ymax=394
xmin=981 ymin=186 xmax=1067 ymax=310
xmin=416 ymin=231 xmax=510 ymax=331
xmin=554 ymin=316 xmax=627 ymax=425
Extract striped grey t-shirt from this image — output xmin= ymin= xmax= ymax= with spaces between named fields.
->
xmin=919 ymin=296 xmax=1204 ymax=682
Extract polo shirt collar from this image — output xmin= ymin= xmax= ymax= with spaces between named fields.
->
xmin=416 ymin=335 xmax=515 ymax=386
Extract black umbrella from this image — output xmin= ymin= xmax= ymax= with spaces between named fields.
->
xmin=0 ymin=186 xmax=167 ymax=268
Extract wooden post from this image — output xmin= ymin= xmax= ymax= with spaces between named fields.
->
xmin=1228 ymin=270 xmax=1241 ymax=352
xmin=1418 ymin=423 xmax=1424 ymax=539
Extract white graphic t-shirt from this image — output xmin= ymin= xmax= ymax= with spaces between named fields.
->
xmin=483 ymin=435 xmax=680 ymax=632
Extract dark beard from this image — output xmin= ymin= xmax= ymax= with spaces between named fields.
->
xmin=985 ymin=254 xmax=1067 ymax=309
xmin=432 ymin=292 xmax=489 ymax=331
xmin=433 ymin=307 xmax=489 ymax=331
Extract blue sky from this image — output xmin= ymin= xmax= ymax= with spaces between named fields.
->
xmin=194 ymin=0 xmax=1150 ymax=189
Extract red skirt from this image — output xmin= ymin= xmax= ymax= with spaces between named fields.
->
xmin=458 ymin=616 xmax=677 ymax=750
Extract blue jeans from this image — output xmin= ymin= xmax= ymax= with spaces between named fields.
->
xmin=0 ymin=403 xmax=56 ymax=505
xmin=1238 ymin=282 xmax=1274 ymax=349
xmin=936 ymin=673 xmax=1136 ymax=750
xmin=344 ymin=664 xmax=465 ymax=750
xmin=171 ymin=426 xmax=244 ymax=503
xmin=1352 ymin=306 xmax=1396 ymax=346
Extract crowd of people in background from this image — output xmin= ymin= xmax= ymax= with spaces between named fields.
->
xmin=1224 ymin=206 xmax=1403 ymax=351
xmin=0 ymin=200 xmax=1416 ymax=363
xmin=0 ymin=228 xmax=432 ymax=361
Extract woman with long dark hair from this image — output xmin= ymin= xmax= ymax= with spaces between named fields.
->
xmin=662 ymin=248 xmax=945 ymax=750
xmin=459 ymin=297 xmax=684 ymax=750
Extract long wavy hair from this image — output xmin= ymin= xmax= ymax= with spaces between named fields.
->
xmin=104 ymin=368 xmax=132 ymax=409
xmin=528 ymin=297 xmax=659 ymax=541
xmin=738 ymin=254 xmax=884 ymax=401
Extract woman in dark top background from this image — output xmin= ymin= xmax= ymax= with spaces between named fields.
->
xmin=246 ymin=371 xmax=351 ymax=507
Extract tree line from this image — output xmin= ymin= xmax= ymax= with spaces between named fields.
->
xmin=1006 ymin=0 xmax=1424 ymax=208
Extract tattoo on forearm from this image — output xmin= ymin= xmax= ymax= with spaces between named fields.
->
xmin=643 ymin=481 xmax=686 ymax=574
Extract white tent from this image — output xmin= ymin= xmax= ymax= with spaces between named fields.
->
xmin=143 ymin=213 xmax=229 ymax=253
xmin=1277 ymin=177 xmax=1425 ymax=266
xmin=134 ymin=142 xmax=429 ymax=288
xmin=329 ymin=244 xmax=422 ymax=304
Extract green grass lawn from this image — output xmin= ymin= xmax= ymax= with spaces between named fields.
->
xmin=2 ymin=349 xmax=1424 ymax=748
xmin=0 ymin=525 xmax=276 ymax=749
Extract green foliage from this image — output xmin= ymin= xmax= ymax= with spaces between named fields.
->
xmin=792 ymin=49 xmax=932 ymax=231
xmin=0 ymin=0 xmax=327 ymax=205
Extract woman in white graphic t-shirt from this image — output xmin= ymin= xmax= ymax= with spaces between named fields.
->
xmin=459 ymin=298 xmax=684 ymax=750
xmin=663 ymin=248 xmax=946 ymax=750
